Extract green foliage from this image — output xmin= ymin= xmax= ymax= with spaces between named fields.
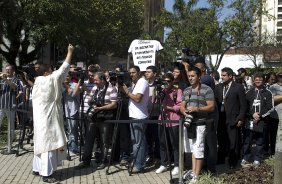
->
xmin=157 ymin=0 xmax=267 ymax=69
xmin=195 ymin=172 xmax=224 ymax=184
xmin=246 ymin=67 xmax=282 ymax=75
xmin=0 ymin=0 xmax=144 ymax=66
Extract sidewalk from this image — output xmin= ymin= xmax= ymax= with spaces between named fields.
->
xmin=0 ymin=143 xmax=176 ymax=184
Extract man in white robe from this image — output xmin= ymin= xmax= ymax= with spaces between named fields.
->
xmin=32 ymin=44 xmax=74 ymax=183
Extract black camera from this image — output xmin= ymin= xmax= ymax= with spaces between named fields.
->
xmin=87 ymin=104 xmax=96 ymax=119
xmin=72 ymin=67 xmax=87 ymax=84
xmin=183 ymin=113 xmax=195 ymax=127
xmin=153 ymin=77 xmax=169 ymax=86
xmin=16 ymin=64 xmax=37 ymax=80
xmin=109 ymin=71 xmax=130 ymax=86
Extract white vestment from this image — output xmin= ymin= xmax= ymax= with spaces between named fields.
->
xmin=32 ymin=61 xmax=70 ymax=176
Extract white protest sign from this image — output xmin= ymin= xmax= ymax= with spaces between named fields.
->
xmin=128 ymin=39 xmax=163 ymax=71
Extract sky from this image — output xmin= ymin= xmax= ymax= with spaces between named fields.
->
xmin=164 ymin=0 xmax=234 ymax=19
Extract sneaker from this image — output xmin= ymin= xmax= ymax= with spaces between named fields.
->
xmin=183 ymin=170 xmax=194 ymax=180
xmin=241 ymin=159 xmax=251 ymax=167
xmin=132 ymin=167 xmax=143 ymax=173
xmin=69 ymin=151 xmax=77 ymax=157
xmin=253 ymin=160 xmax=260 ymax=167
xmin=120 ymin=159 xmax=129 ymax=166
xmin=96 ymin=163 xmax=106 ymax=170
xmin=171 ymin=167 xmax=179 ymax=176
xmin=189 ymin=176 xmax=199 ymax=184
xmin=155 ymin=165 xmax=167 ymax=174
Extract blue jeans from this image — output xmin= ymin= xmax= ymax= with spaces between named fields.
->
xmin=130 ymin=118 xmax=147 ymax=170
xmin=243 ymin=128 xmax=264 ymax=162
xmin=67 ymin=113 xmax=79 ymax=153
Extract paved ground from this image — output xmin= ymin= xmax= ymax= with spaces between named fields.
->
xmin=0 ymin=142 xmax=179 ymax=184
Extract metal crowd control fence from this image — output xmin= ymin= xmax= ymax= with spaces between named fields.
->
xmin=104 ymin=119 xmax=185 ymax=184
xmin=1 ymin=107 xmax=32 ymax=155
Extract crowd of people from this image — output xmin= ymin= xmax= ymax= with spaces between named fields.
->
xmin=0 ymin=45 xmax=282 ymax=183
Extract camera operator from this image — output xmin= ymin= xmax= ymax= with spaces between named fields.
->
xmin=77 ymin=72 xmax=117 ymax=170
xmin=0 ymin=64 xmax=24 ymax=140
xmin=32 ymin=44 xmax=74 ymax=183
xmin=145 ymin=65 xmax=160 ymax=165
xmin=119 ymin=65 xmax=149 ymax=173
xmin=155 ymin=73 xmax=182 ymax=176
xmin=180 ymin=66 xmax=214 ymax=182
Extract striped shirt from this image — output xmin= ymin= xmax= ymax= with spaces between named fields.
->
xmin=81 ymin=80 xmax=96 ymax=113
xmin=89 ymin=83 xmax=117 ymax=105
xmin=182 ymin=83 xmax=214 ymax=119
xmin=0 ymin=76 xmax=23 ymax=109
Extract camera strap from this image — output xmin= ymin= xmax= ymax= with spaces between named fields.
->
xmin=93 ymin=82 xmax=109 ymax=106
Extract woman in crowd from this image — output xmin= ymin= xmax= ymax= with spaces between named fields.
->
xmin=155 ymin=73 xmax=182 ymax=176
xmin=173 ymin=63 xmax=189 ymax=91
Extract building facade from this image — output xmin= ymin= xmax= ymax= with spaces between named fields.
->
xmin=256 ymin=0 xmax=282 ymax=35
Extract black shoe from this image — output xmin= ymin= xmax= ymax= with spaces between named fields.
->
xmin=75 ymin=162 xmax=91 ymax=170
xmin=229 ymin=165 xmax=235 ymax=169
xmin=97 ymin=163 xmax=106 ymax=170
xmin=42 ymin=176 xmax=57 ymax=183
xmin=32 ymin=171 xmax=39 ymax=176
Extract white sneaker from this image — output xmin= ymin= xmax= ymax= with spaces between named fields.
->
xmin=155 ymin=165 xmax=167 ymax=174
xmin=189 ymin=176 xmax=199 ymax=183
xmin=69 ymin=151 xmax=78 ymax=157
xmin=241 ymin=159 xmax=251 ymax=167
xmin=253 ymin=160 xmax=260 ymax=167
xmin=171 ymin=167 xmax=179 ymax=176
xmin=183 ymin=170 xmax=194 ymax=180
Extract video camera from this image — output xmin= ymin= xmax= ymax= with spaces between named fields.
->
xmin=70 ymin=67 xmax=87 ymax=85
xmin=178 ymin=47 xmax=198 ymax=64
xmin=109 ymin=71 xmax=130 ymax=86
xmin=153 ymin=77 xmax=168 ymax=100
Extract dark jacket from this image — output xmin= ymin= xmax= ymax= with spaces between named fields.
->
xmin=245 ymin=86 xmax=274 ymax=120
xmin=215 ymin=81 xmax=246 ymax=126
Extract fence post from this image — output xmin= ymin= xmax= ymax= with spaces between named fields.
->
xmin=178 ymin=119 xmax=184 ymax=184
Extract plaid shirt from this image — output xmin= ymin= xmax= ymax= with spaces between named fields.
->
xmin=0 ymin=75 xmax=23 ymax=109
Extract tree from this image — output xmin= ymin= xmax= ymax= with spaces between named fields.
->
xmin=156 ymin=0 xmax=267 ymax=70
xmin=0 ymin=0 xmax=144 ymax=66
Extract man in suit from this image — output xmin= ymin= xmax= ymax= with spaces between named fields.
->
xmin=215 ymin=67 xmax=246 ymax=169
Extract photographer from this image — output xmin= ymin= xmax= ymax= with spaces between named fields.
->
xmin=119 ymin=65 xmax=149 ymax=173
xmin=180 ymin=66 xmax=214 ymax=182
xmin=155 ymin=73 xmax=182 ymax=176
xmin=77 ymin=72 xmax=117 ymax=170
xmin=0 ymin=64 xmax=23 ymax=140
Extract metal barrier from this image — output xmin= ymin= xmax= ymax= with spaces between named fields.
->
xmin=1 ymin=107 xmax=32 ymax=155
xmin=104 ymin=119 xmax=185 ymax=184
